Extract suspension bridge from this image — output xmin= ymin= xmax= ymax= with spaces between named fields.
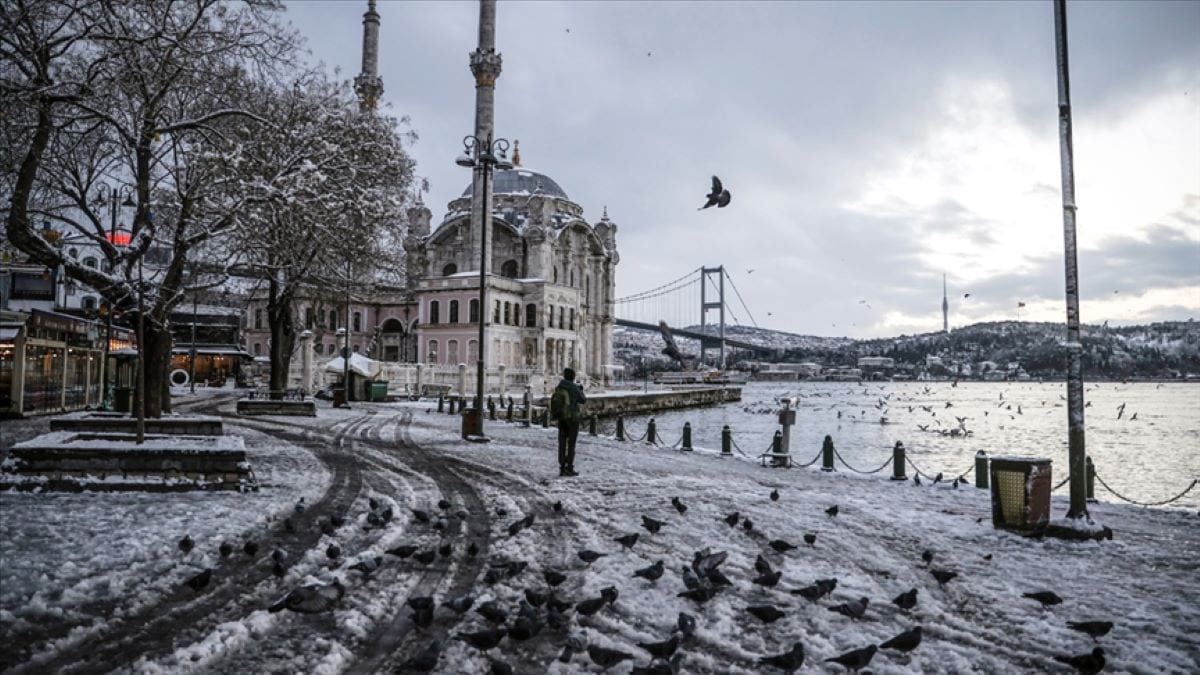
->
xmin=613 ymin=265 xmax=777 ymax=365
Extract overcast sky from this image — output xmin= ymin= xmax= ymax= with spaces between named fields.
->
xmin=282 ymin=0 xmax=1199 ymax=338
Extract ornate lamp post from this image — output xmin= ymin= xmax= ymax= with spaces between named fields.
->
xmin=456 ymin=134 xmax=513 ymax=438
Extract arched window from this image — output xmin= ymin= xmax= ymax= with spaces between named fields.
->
xmin=329 ymin=310 xmax=338 ymax=328
xmin=585 ymin=276 xmax=591 ymax=306
xmin=503 ymin=302 xmax=511 ymax=325
xmin=83 ymin=257 xmax=97 ymax=268
xmin=469 ymin=298 xmax=479 ymax=323
xmin=429 ymin=300 xmax=440 ymax=324
xmin=526 ymin=303 xmax=537 ymax=327
xmin=353 ymin=311 xmax=362 ymax=332
xmin=442 ymin=263 xmax=457 ymax=276
xmin=569 ymin=268 xmax=575 ymax=287
xmin=254 ymin=309 xmax=263 ymax=330
xmin=427 ymin=339 xmax=439 ymax=364
xmin=253 ymin=343 xmax=262 ymax=355
xmin=494 ymin=300 xmax=501 ymax=323
xmin=467 ymin=339 xmax=478 ymax=362
xmin=305 ymin=308 xmax=313 ymax=329
xmin=449 ymin=300 xmax=460 ymax=323
xmin=68 ymin=247 xmax=78 ymax=258
xmin=558 ymin=307 xmax=565 ymax=330
xmin=552 ymin=266 xmax=558 ymax=284
xmin=500 ymin=259 xmax=519 ymax=278
xmin=547 ymin=305 xmax=555 ymax=329
xmin=81 ymin=296 xmax=97 ymax=310
xmin=569 ymin=308 xmax=575 ymax=331
xmin=448 ymin=339 xmax=459 ymax=364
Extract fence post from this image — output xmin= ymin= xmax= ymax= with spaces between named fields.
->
xmin=1085 ymin=456 xmax=1096 ymax=502
xmin=542 ymin=408 xmax=549 ymax=428
xmin=721 ymin=425 xmax=732 ymax=456
xmin=821 ymin=435 xmax=835 ymax=472
xmin=437 ymin=394 xmax=444 ymax=414
xmin=589 ymin=415 xmax=597 ymax=436
xmin=647 ymin=419 xmax=656 ymax=445
xmin=891 ymin=441 xmax=907 ymax=481
xmin=449 ymin=397 xmax=458 ymax=415
xmin=975 ymin=451 xmax=989 ymax=489
xmin=616 ymin=416 xmax=625 ymax=441
xmin=682 ymin=422 xmax=693 ymax=451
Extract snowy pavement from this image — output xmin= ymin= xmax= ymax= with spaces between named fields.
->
xmin=1 ymin=397 xmax=1197 ymax=673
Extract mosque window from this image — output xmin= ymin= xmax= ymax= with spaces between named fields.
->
xmin=526 ymin=303 xmax=537 ymax=327
xmin=442 ymin=263 xmax=457 ymax=276
xmin=501 ymin=259 xmax=519 ymax=278
xmin=429 ymin=300 xmax=440 ymax=324
xmin=569 ymin=308 xmax=575 ymax=331
xmin=450 ymin=300 xmax=460 ymax=323
xmin=353 ymin=311 xmax=362 ymax=332
xmin=553 ymin=266 xmax=558 ymax=284
xmin=503 ymin=302 xmax=511 ymax=325
xmin=494 ymin=300 xmax=501 ymax=323
xmin=329 ymin=310 xmax=338 ymax=328
xmin=469 ymin=298 xmax=479 ymax=323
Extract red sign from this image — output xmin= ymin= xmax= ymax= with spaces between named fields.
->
xmin=106 ymin=231 xmax=132 ymax=246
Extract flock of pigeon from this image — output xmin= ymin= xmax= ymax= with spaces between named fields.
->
xmin=171 ymin=477 xmax=1115 ymax=673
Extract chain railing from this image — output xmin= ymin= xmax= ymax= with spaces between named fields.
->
xmin=1094 ymin=474 xmax=1197 ymax=507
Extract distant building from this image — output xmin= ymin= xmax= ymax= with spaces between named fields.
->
xmin=857 ymin=356 xmax=895 ymax=369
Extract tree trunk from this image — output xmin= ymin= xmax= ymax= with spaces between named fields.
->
xmin=267 ymin=278 xmax=296 ymax=399
xmin=132 ymin=319 xmax=174 ymax=418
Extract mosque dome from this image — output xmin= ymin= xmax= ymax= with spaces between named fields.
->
xmin=461 ymin=167 xmax=569 ymax=200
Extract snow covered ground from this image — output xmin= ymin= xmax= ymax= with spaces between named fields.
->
xmin=2 ymin=395 xmax=1197 ymax=673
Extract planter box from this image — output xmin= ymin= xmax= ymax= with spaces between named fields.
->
xmin=50 ymin=412 xmax=223 ymax=436
xmin=236 ymin=399 xmax=316 ymax=417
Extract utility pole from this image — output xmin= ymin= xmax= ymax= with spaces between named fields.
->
xmin=1053 ymin=0 xmax=1088 ymax=520
xmin=136 ymin=253 xmax=145 ymax=444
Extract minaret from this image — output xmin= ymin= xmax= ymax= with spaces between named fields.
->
xmin=467 ymin=0 xmax=502 ymax=273
xmin=354 ymin=0 xmax=384 ymax=112
xmin=942 ymin=273 xmax=949 ymax=333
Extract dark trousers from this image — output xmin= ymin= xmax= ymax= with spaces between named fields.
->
xmin=557 ymin=418 xmax=580 ymax=470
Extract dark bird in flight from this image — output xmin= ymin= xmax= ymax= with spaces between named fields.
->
xmin=671 ymin=496 xmax=687 ymax=514
xmin=397 ymin=640 xmax=441 ymax=673
xmin=758 ymin=642 xmax=805 ymax=672
xmin=588 ymin=644 xmax=635 ymax=669
xmin=930 ymin=569 xmax=958 ymax=586
xmin=829 ymin=597 xmax=869 ymax=620
xmin=892 ymin=588 xmax=918 ymax=611
xmin=1054 ymin=647 xmax=1105 ymax=675
xmin=1067 ymin=621 xmax=1114 ymax=640
xmin=825 ymin=644 xmax=877 ymax=672
xmin=699 ymin=175 xmax=732 ymax=210
xmin=633 ymin=560 xmax=665 ymax=582
xmin=184 ymin=568 xmax=212 ymax=592
xmin=458 ymin=627 xmax=507 ymax=651
xmin=178 ymin=535 xmax=194 ymax=554
xmin=879 ymin=626 xmax=923 ymax=653
xmin=1023 ymin=591 xmax=1063 ymax=608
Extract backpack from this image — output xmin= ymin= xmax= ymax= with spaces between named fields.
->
xmin=549 ymin=387 xmax=571 ymax=421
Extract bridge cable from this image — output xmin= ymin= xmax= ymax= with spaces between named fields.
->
xmin=615 ymin=267 xmax=702 ymax=304
xmin=723 ymin=268 xmax=759 ymax=328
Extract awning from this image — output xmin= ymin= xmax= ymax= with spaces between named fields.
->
xmin=325 ymin=353 xmax=383 ymax=378
xmin=171 ymin=347 xmax=254 ymax=358
xmin=0 ymin=327 xmax=19 ymax=341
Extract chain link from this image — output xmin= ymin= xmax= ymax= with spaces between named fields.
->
xmin=794 ymin=447 xmax=824 ymax=468
xmin=833 ymin=448 xmax=893 ymax=474
xmin=1094 ymin=474 xmax=1198 ymax=507
xmin=1052 ymin=475 xmax=1070 ymax=491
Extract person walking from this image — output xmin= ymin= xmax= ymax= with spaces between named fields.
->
xmin=550 ymin=367 xmax=586 ymax=477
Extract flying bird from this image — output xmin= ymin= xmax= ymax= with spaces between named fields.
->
xmin=699 ymin=175 xmax=732 ymax=210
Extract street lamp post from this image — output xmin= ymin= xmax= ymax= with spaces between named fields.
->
xmin=457 ymin=134 xmax=513 ymax=438
xmin=92 ymin=184 xmax=134 ymax=410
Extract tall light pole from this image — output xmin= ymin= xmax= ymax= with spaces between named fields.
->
xmin=92 ymin=184 xmax=134 ymax=408
xmin=1053 ymin=0 xmax=1088 ymax=520
xmin=457 ymin=135 xmax=513 ymax=437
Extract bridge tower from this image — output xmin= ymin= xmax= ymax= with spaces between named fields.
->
xmin=699 ymin=266 xmax=725 ymax=368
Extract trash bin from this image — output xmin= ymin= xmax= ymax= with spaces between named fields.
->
xmin=113 ymin=387 xmax=133 ymax=413
xmin=370 ymin=381 xmax=389 ymax=402
xmin=332 ymin=386 xmax=346 ymax=408
xmin=461 ymin=406 xmax=482 ymax=440
xmin=990 ymin=457 xmax=1052 ymax=531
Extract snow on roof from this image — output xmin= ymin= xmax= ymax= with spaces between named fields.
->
xmin=324 ymin=352 xmax=382 ymax=378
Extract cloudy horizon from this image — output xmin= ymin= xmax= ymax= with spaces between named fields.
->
xmin=282 ymin=0 xmax=1199 ymax=339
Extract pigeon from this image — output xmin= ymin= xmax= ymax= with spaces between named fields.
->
xmin=178 ymin=535 xmax=194 ymax=554
xmin=913 ymin=474 xmax=922 ymax=486
xmin=437 ymin=498 xmax=452 ymax=511
xmin=921 ymin=550 xmax=934 ymax=565
xmin=283 ymin=518 xmax=295 ymax=533
xmin=507 ymin=519 xmax=526 ymax=537
xmin=268 ymin=579 xmax=345 ymax=613
xmin=442 ymin=594 xmax=475 ymax=614
xmin=439 ymin=542 xmax=453 ymax=558
xmin=803 ymin=533 xmax=817 ymax=547
xmin=638 ymin=635 xmax=679 ymax=659
xmin=396 ymin=640 xmax=441 ymax=673
xmin=758 ymin=642 xmax=805 ymax=673
xmin=326 ymin=544 xmax=341 ymax=561
xmin=879 ymin=626 xmax=922 ymax=653
xmin=271 ymin=561 xmax=286 ymax=578
xmin=588 ymin=644 xmax=635 ymax=669
xmin=792 ymin=578 xmax=838 ymax=602
xmin=411 ymin=509 xmax=431 ymax=524
xmin=724 ymin=512 xmax=740 ymax=527
xmin=576 ymin=595 xmax=610 ymax=617
xmin=770 ymin=488 xmax=780 ymax=502
xmin=184 ymin=568 xmax=212 ymax=592
xmin=544 ymin=568 xmax=568 ymax=586
xmin=414 ymin=549 xmax=437 ymax=565
xmin=546 ymin=605 xmax=570 ymax=631
xmin=218 ymin=542 xmax=233 ymax=557
xmin=489 ymin=660 xmax=513 ymax=675
xmin=508 ymin=616 xmax=544 ymax=641
xmin=615 ymin=533 xmax=640 ymax=550
xmin=633 ymin=560 xmax=665 ymax=582
xmin=243 ymin=540 xmax=259 ymax=557
xmin=892 ymin=588 xmax=918 ymax=611
xmin=742 ymin=518 xmax=754 ymax=532
xmin=578 ymin=549 xmax=607 ymax=566
xmin=411 ymin=604 xmax=434 ymax=628
xmin=369 ymin=497 xmax=380 ymax=511
xmin=1067 ymin=621 xmax=1114 ymax=640
xmin=930 ymin=569 xmax=958 ymax=586
xmin=407 ymin=596 xmax=434 ymax=612
xmin=770 ymin=539 xmax=798 ymax=553
xmin=387 ymin=544 xmax=418 ymax=559
xmin=676 ymin=612 xmax=697 ymax=638
xmin=642 ymin=515 xmax=666 ymax=534
xmin=330 ymin=514 xmax=345 ymax=528
xmin=1023 ymin=591 xmax=1063 ymax=608
xmin=699 ymin=175 xmax=732 ymax=210
xmin=467 ymin=542 xmax=479 ymax=558
xmin=496 ymin=507 xmax=508 ymax=518
xmin=677 ymin=587 xmax=720 ymax=603
xmin=349 ymin=556 xmax=383 ymax=576
xmin=476 ymin=601 xmax=507 ymax=625
xmin=553 ymin=501 xmax=563 ymax=513
xmin=753 ymin=570 xmax=783 ymax=588
xmin=825 ymin=644 xmax=877 ymax=672
xmin=829 ymin=597 xmax=869 ymax=620
xmin=458 ymin=627 xmax=507 ymax=651
xmin=523 ymin=588 xmax=548 ymax=608
xmin=1054 ymin=647 xmax=1105 ymax=675
xmin=826 ymin=505 xmax=839 ymax=517
xmin=755 ymin=554 xmax=774 ymax=576
xmin=546 ymin=592 xmax=573 ymax=614
xmin=272 ymin=548 xmax=287 ymax=563
xmin=746 ymin=604 xmax=786 ymax=623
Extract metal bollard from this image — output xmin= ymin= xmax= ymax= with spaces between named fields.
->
xmin=542 ymin=409 xmax=549 ymax=428
xmin=487 ymin=395 xmax=494 ymax=410
xmin=616 ymin=416 xmax=625 ymax=441
xmin=449 ymin=397 xmax=458 ymax=415
xmin=891 ymin=441 xmax=907 ymax=481
xmin=437 ymin=395 xmax=444 ymax=413
xmin=1086 ymin=456 xmax=1096 ymax=502
xmin=721 ymin=425 xmax=732 ymax=456
xmin=589 ymin=415 xmax=597 ymax=436
xmin=647 ymin=419 xmax=657 ymax=445
xmin=975 ymin=450 xmax=989 ymax=489
xmin=821 ymin=435 xmax=835 ymax=472
xmin=682 ymin=422 xmax=693 ymax=451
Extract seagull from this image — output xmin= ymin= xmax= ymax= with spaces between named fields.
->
xmin=699 ymin=175 xmax=732 ymax=210
xmin=747 ymin=269 xmax=756 ymax=274
xmin=858 ymin=300 xmax=872 ymax=309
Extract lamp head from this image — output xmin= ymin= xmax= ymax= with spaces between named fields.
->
xmin=455 ymin=154 xmax=475 ymax=168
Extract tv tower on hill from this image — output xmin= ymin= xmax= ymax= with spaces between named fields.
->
xmin=942 ymin=273 xmax=949 ymax=333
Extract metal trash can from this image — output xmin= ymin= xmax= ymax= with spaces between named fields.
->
xmin=113 ymin=387 xmax=133 ymax=413
xmin=461 ymin=407 xmax=481 ymax=440
xmin=332 ymin=386 xmax=346 ymax=408
xmin=990 ymin=457 xmax=1052 ymax=531
xmin=370 ymin=381 xmax=389 ymax=402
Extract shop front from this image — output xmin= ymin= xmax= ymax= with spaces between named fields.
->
xmin=0 ymin=309 xmax=118 ymax=417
